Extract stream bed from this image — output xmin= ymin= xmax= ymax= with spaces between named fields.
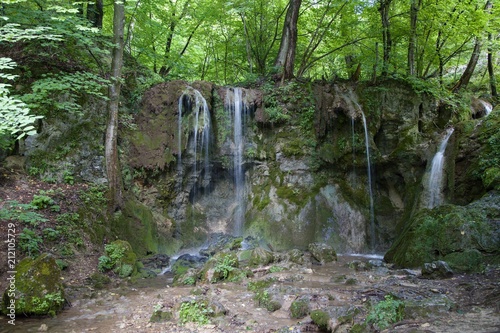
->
xmin=2 ymin=254 xmax=499 ymax=333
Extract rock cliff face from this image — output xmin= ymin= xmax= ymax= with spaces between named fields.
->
xmin=17 ymin=78 xmax=498 ymax=262
xmin=123 ymin=78 xmax=485 ymax=254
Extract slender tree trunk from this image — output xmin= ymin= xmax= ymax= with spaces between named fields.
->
xmin=486 ymin=0 xmax=497 ymax=99
xmin=105 ymin=0 xmax=126 ymax=212
xmin=488 ymin=33 xmax=498 ymax=99
xmin=451 ymin=37 xmax=481 ymax=93
xmin=240 ymin=13 xmax=253 ymax=74
xmin=379 ymin=0 xmax=392 ymax=76
xmin=372 ymin=42 xmax=379 ymax=83
xmin=85 ymin=1 xmax=103 ymax=28
xmin=407 ymin=0 xmax=420 ymax=76
xmin=274 ymin=0 xmax=302 ymax=82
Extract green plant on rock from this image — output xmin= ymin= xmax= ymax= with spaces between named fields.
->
xmin=179 ymin=300 xmax=212 ymax=325
xmin=213 ymin=255 xmax=237 ymax=281
xmin=31 ymin=292 xmax=65 ymax=317
xmin=290 ymin=298 xmax=309 ymax=319
xmin=366 ymin=295 xmax=405 ymax=331
xmin=97 ymin=240 xmax=137 ymax=278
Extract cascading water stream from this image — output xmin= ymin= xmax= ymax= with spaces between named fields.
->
xmin=361 ymin=112 xmax=375 ymax=251
xmin=479 ymin=100 xmax=493 ymax=116
xmin=226 ymin=88 xmax=247 ymax=236
xmin=426 ymin=127 xmax=454 ymax=209
xmin=177 ymin=88 xmax=211 ymax=188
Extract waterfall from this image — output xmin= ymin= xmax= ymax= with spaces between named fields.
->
xmin=426 ymin=128 xmax=454 ymax=209
xmin=225 ymin=88 xmax=248 ymax=236
xmin=177 ymin=87 xmax=212 ymax=191
xmin=479 ymin=100 xmax=493 ymax=116
xmin=361 ymin=112 xmax=375 ymax=251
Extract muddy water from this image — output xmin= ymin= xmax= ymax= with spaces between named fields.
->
xmin=1 ymin=254 xmax=499 ymax=333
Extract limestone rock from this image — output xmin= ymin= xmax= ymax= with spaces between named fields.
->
xmin=308 ymin=243 xmax=337 ymax=264
xmin=1 ymin=253 xmax=65 ymax=316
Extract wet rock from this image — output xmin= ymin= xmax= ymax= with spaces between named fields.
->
xmin=284 ymin=249 xmax=305 ymax=265
xmin=348 ymin=260 xmax=368 ymax=271
xmin=421 ymin=261 xmax=453 ymax=279
xmin=405 ymin=294 xmax=455 ymax=319
xmin=150 ymin=309 xmax=173 ymax=322
xmin=368 ymin=259 xmax=384 ymax=268
xmin=100 ymin=240 xmax=138 ymax=278
xmin=308 ymin=243 xmax=337 ymax=264
xmin=249 ymin=247 xmax=275 ymax=267
xmin=289 ymin=296 xmax=310 ymax=319
xmin=1 ymin=253 xmax=65 ymax=316
xmin=141 ymin=254 xmax=170 ymax=271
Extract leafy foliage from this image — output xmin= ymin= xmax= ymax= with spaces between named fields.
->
xmin=0 ymin=201 xmax=48 ymax=226
xmin=0 ymin=58 xmax=42 ymax=148
xmin=366 ymin=295 xmax=405 ymax=330
xmin=21 ymin=72 xmax=110 ymax=116
xmin=19 ymin=228 xmax=43 ymax=256
xmin=213 ymin=255 xmax=237 ymax=280
xmin=179 ymin=300 xmax=212 ymax=325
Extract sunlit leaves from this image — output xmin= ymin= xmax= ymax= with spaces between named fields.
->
xmin=0 ymin=23 xmax=63 ymax=42
xmin=21 ymin=72 xmax=110 ymax=117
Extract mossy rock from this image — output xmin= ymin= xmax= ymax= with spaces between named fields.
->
xmin=290 ymin=297 xmax=310 ymax=319
xmin=249 ymin=247 xmax=275 ymax=267
xmin=308 ymin=243 xmax=337 ymax=264
xmin=100 ymin=240 xmax=138 ymax=278
xmin=150 ymin=309 xmax=173 ymax=322
xmin=444 ymin=249 xmax=483 ymax=273
xmin=286 ymin=249 xmax=305 ymax=265
xmin=112 ymin=199 xmax=181 ymax=257
xmin=483 ymin=167 xmax=500 ymax=191
xmin=199 ymin=251 xmax=239 ymax=283
xmin=310 ymin=309 xmax=330 ymax=331
xmin=385 ymin=193 xmax=500 ymax=269
xmin=2 ymin=253 xmax=65 ymax=316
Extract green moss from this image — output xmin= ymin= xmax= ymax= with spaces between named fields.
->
xmin=112 ymin=199 xmax=181 ymax=256
xmin=2 ymin=254 xmax=65 ymax=316
xmin=444 ymin=249 xmax=483 ymax=273
xmin=290 ymin=298 xmax=310 ymax=319
xmin=310 ymin=309 xmax=330 ymax=331
xmin=253 ymin=289 xmax=281 ymax=312
xmin=385 ymin=194 xmax=500 ymax=268
xmin=483 ymin=167 xmax=500 ymax=190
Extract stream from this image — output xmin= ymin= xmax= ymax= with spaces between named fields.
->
xmin=1 ymin=254 xmax=499 ymax=333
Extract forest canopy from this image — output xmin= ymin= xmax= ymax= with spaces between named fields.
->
xmin=0 ymin=0 xmax=497 ymax=88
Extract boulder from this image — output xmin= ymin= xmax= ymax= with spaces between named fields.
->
xmin=422 ymin=260 xmax=453 ymax=279
xmin=308 ymin=243 xmax=337 ymax=264
xmin=2 ymin=253 xmax=65 ymax=316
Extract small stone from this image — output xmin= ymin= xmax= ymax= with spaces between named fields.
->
xmin=38 ymin=324 xmax=48 ymax=331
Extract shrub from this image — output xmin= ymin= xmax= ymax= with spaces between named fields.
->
xmin=366 ymin=295 xmax=405 ymax=330
xmin=179 ymin=300 xmax=212 ymax=325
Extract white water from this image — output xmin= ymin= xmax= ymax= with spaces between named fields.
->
xmin=479 ymin=100 xmax=493 ymax=116
xmin=177 ymin=88 xmax=211 ymax=187
xmin=426 ymin=128 xmax=454 ymax=209
xmin=361 ymin=112 xmax=375 ymax=251
xmin=226 ymin=88 xmax=248 ymax=236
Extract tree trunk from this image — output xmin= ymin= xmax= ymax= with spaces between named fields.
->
xmin=488 ymin=33 xmax=498 ymax=100
xmin=451 ymin=37 xmax=481 ymax=93
xmin=486 ymin=1 xmax=497 ymax=100
xmin=407 ymin=0 xmax=420 ymax=76
xmin=105 ymin=0 xmax=126 ymax=212
xmin=274 ymin=0 xmax=302 ymax=82
xmin=378 ymin=0 xmax=392 ymax=76
xmin=84 ymin=1 xmax=103 ymax=28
